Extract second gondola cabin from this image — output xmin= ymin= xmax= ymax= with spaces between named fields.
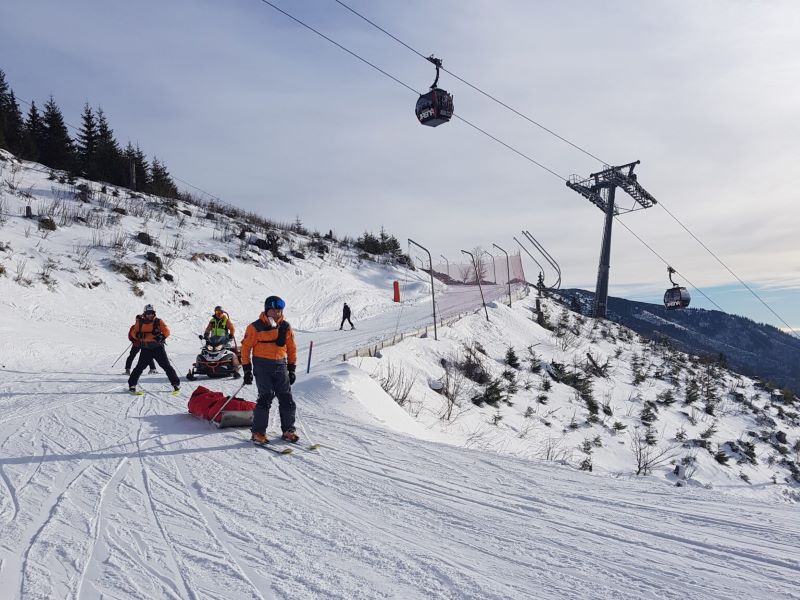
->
xmin=663 ymin=266 xmax=691 ymax=310
xmin=415 ymin=88 xmax=454 ymax=127
xmin=664 ymin=286 xmax=691 ymax=310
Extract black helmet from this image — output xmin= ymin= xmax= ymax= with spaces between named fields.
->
xmin=143 ymin=304 xmax=155 ymax=315
xmin=214 ymin=305 xmax=223 ymax=313
xmin=264 ymin=296 xmax=286 ymax=311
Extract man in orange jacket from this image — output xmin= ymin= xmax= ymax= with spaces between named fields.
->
xmin=127 ymin=304 xmax=181 ymax=393
xmin=125 ymin=313 xmax=157 ymax=375
xmin=240 ymin=295 xmax=298 ymax=444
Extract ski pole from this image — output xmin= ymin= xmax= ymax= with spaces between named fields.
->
xmin=294 ymin=405 xmax=319 ymax=450
xmin=112 ymin=343 xmax=132 ymax=368
xmin=210 ymin=382 xmax=247 ymax=426
xmin=306 ymin=340 xmax=313 ymax=374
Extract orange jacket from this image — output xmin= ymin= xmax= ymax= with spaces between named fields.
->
xmin=129 ymin=316 xmax=170 ymax=347
xmin=240 ymin=313 xmax=296 ymax=366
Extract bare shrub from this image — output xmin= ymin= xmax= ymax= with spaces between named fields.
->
xmin=73 ymin=243 xmax=93 ymax=270
xmin=14 ymin=260 xmax=32 ymax=286
xmin=629 ymin=427 xmax=679 ymax=475
xmin=38 ymin=257 xmax=58 ymax=289
xmin=377 ymin=362 xmax=416 ymax=407
xmin=538 ymin=434 xmax=570 ymax=462
xmin=438 ymin=357 xmax=471 ymax=421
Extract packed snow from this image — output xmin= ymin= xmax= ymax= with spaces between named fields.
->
xmin=1 ymin=153 xmax=799 ymax=599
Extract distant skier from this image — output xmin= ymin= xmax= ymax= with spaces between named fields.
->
xmin=339 ymin=302 xmax=355 ymax=330
xmin=241 ymin=295 xmax=298 ymax=445
xmin=127 ymin=304 xmax=181 ymax=393
xmin=125 ymin=313 xmax=157 ymax=375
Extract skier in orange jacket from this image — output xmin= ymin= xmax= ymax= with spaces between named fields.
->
xmin=240 ymin=296 xmax=298 ymax=444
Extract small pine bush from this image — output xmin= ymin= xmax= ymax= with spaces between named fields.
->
xmin=714 ymin=450 xmax=730 ymax=465
xmin=505 ymin=346 xmax=520 ymax=369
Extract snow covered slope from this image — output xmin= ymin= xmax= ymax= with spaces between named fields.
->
xmin=354 ymin=297 xmax=800 ymax=503
xmin=1 ymin=153 xmax=799 ymax=599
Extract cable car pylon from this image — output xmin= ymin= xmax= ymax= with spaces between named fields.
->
xmin=566 ymin=160 xmax=657 ymax=319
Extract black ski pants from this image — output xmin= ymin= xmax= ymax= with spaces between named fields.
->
xmin=251 ymin=359 xmax=295 ymax=434
xmin=125 ymin=345 xmax=155 ymax=371
xmin=340 ymin=315 xmax=354 ymax=329
xmin=128 ymin=344 xmax=180 ymax=388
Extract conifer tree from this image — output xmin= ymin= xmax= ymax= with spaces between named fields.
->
xmin=148 ymin=156 xmax=178 ymax=198
xmin=505 ymin=346 xmax=520 ymax=369
xmin=23 ymin=101 xmax=45 ymax=161
xmin=76 ymin=103 xmax=98 ymax=179
xmin=0 ymin=69 xmax=9 ymax=150
xmin=3 ymin=90 xmax=26 ymax=156
xmin=0 ymin=72 xmax=26 ymax=155
xmin=123 ymin=142 xmax=150 ymax=191
xmin=40 ymin=96 xmax=75 ymax=171
xmin=94 ymin=108 xmax=124 ymax=185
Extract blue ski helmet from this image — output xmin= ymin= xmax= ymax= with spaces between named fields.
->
xmin=264 ymin=296 xmax=286 ymax=311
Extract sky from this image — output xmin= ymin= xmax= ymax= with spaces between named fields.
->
xmin=1 ymin=0 xmax=799 ymax=330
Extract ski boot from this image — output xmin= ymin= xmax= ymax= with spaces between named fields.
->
xmin=251 ymin=432 xmax=268 ymax=445
xmin=149 ymin=368 xmax=158 ymax=374
xmin=282 ymin=430 xmax=299 ymax=443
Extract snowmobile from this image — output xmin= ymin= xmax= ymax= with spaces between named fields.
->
xmin=186 ymin=334 xmax=241 ymax=380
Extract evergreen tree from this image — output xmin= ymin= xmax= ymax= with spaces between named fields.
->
xmin=94 ymin=108 xmax=124 ymax=185
xmin=684 ymin=378 xmax=700 ymax=405
xmin=148 ymin=156 xmax=179 ymax=198
xmin=3 ymin=90 xmax=26 ymax=156
xmin=40 ymin=96 xmax=75 ymax=171
xmin=384 ymin=234 xmax=402 ymax=256
xmin=569 ymin=295 xmax=582 ymax=315
xmin=0 ymin=73 xmax=25 ymax=155
xmin=22 ymin=101 xmax=45 ymax=161
xmin=0 ymin=69 xmax=9 ymax=150
xmin=378 ymin=226 xmax=390 ymax=253
xmin=76 ymin=103 xmax=99 ymax=179
xmin=123 ymin=142 xmax=150 ymax=191
xmin=505 ymin=346 xmax=520 ymax=369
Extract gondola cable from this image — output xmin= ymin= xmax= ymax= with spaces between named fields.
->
xmin=330 ymin=0 xmax=799 ymax=337
xmin=257 ymin=0 xmax=729 ymax=314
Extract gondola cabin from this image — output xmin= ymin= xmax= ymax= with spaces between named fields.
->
xmin=415 ymin=88 xmax=454 ymax=127
xmin=663 ymin=286 xmax=691 ymax=310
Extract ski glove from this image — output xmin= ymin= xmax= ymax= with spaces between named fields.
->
xmin=287 ymin=364 xmax=296 ymax=385
xmin=243 ymin=364 xmax=253 ymax=385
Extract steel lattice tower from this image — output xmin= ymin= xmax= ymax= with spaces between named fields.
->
xmin=566 ymin=161 xmax=657 ymax=319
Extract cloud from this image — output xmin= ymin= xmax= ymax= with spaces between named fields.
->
xmin=2 ymin=0 xmax=798 ymax=326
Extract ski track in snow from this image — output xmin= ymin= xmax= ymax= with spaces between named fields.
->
xmin=2 ymin=345 xmax=800 ymax=599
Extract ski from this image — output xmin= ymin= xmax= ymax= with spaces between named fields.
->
xmin=128 ymin=390 xmax=145 ymax=396
xmin=254 ymin=442 xmax=293 ymax=455
xmin=269 ymin=438 xmax=321 ymax=452
xmin=144 ymin=388 xmax=181 ymax=397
